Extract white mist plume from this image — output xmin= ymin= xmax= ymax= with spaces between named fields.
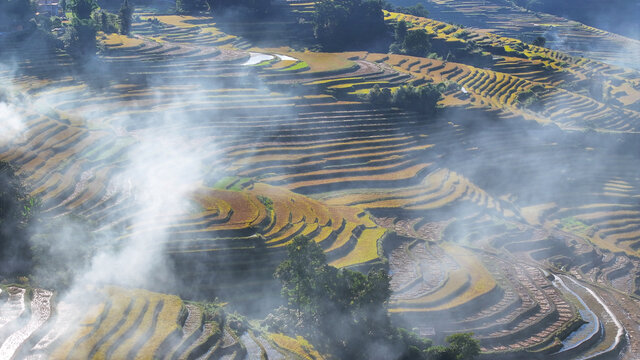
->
xmin=76 ymin=133 xmax=204 ymax=288
xmin=0 ymin=102 xmax=24 ymax=143
xmin=0 ymin=65 xmax=25 ymax=144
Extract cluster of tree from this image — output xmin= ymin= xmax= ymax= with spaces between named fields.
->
xmin=176 ymin=0 xmax=271 ymax=16
xmin=268 ymin=236 xmax=480 ymax=359
xmin=385 ymin=2 xmax=430 ymax=18
xmin=62 ymin=0 xmax=132 ymax=59
xmin=270 ymin=235 xmax=391 ymax=358
xmin=313 ymin=0 xmax=388 ymax=51
xmin=0 ymin=161 xmax=40 ymax=276
xmin=63 ymin=0 xmax=98 ymax=58
xmin=390 ymin=21 xmax=433 ymax=57
xmin=367 ymin=83 xmax=443 ymax=115
xmin=421 ymin=333 xmax=482 ymax=360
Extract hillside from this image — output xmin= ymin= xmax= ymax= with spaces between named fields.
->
xmin=410 ymin=0 xmax=640 ymax=70
xmin=1 ymin=0 xmax=640 ymax=359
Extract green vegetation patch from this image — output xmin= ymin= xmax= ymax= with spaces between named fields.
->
xmin=278 ymin=61 xmax=309 ymax=72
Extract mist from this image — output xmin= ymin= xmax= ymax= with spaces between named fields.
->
xmin=0 ymin=1 xmax=639 ymax=359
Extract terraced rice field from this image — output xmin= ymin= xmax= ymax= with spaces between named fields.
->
xmin=2 ymin=286 xmax=321 ymax=360
xmin=419 ymin=0 xmax=640 ymax=71
xmin=1 ymin=2 xmax=640 ymax=359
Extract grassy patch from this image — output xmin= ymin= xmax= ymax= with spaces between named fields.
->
xmin=269 ymin=333 xmax=325 ymax=360
xmin=279 ymin=61 xmax=309 ymax=72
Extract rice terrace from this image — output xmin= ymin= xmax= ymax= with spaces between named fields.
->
xmin=0 ymin=0 xmax=640 ymax=358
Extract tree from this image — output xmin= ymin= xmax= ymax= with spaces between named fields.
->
xmin=64 ymin=0 xmax=98 ymax=58
xmin=273 ymin=236 xmax=479 ymax=360
xmin=532 ymin=35 xmax=546 ymax=47
xmin=368 ymin=84 xmax=392 ymax=107
xmin=313 ymin=0 xmax=386 ymax=51
xmin=445 ymin=333 xmax=480 ymax=360
xmin=67 ymin=0 xmax=97 ymax=19
xmin=0 ymin=161 xmax=39 ymax=275
xmin=92 ymin=10 xmax=118 ymax=33
xmin=395 ymin=20 xmax=408 ymax=42
xmin=426 ymin=345 xmax=455 ymax=360
xmin=396 ymin=3 xmax=429 ymax=18
xmin=365 ymin=83 xmax=443 ymax=116
xmin=63 ymin=17 xmax=97 ymax=58
xmin=275 ymin=235 xmax=328 ymax=316
xmin=393 ymin=84 xmax=443 ymax=115
xmin=403 ymin=29 xmax=431 ymax=57
xmin=118 ymin=0 xmax=132 ymax=35
xmin=273 ymin=235 xmax=394 ymax=359
xmin=175 ymin=0 xmax=198 ymax=14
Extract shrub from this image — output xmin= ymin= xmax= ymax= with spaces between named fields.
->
xmin=368 ymin=84 xmax=392 ymax=107
xmin=257 ymin=195 xmax=273 ymax=212
xmin=51 ymin=16 xmax=62 ymax=29
xmin=365 ymin=83 xmax=443 ymax=115
xmin=393 ymin=83 xmax=443 ymax=115
xmin=516 ymin=84 xmax=547 ymax=110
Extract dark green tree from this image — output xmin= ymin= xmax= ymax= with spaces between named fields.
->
xmin=368 ymin=84 xmax=393 ymax=107
xmin=395 ymin=20 xmax=408 ymax=42
xmin=393 ymin=83 xmax=443 ymax=115
xmin=396 ymin=3 xmax=429 ymax=17
xmin=403 ymin=29 xmax=431 ymax=57
xmin=64 ymin=0 xmax=98 ymax=58
xmin=313 ymin=0 xmax=386 ymax=51
xmin=118 ymin=0 xmax=132 ymax=35
xmin=0 ymin=161 xmax=39 ymax=275
xmin=366 ymin=83 xmax=443 ymax=115
xmin=274 ymin=235 xmax=394 ymax=359
xmin=67 ymin=0 xmax=97 ymax=19
xmin=273 ymin=236 xmax=480 ymax=359
xmin=426 ymin=345 xmax=455 ymax=360
xmin=91 ymin=9 xmax=119 ymax=33
xmin=532 ymin=35 xmax=546 ymax=47
xmin=445 ymin=333 xmax=480 ymax=360
xmin=275 ymin=235 xmax=328 ymax=316
xmin=63 ymin=17 xmax=97 ymax=58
